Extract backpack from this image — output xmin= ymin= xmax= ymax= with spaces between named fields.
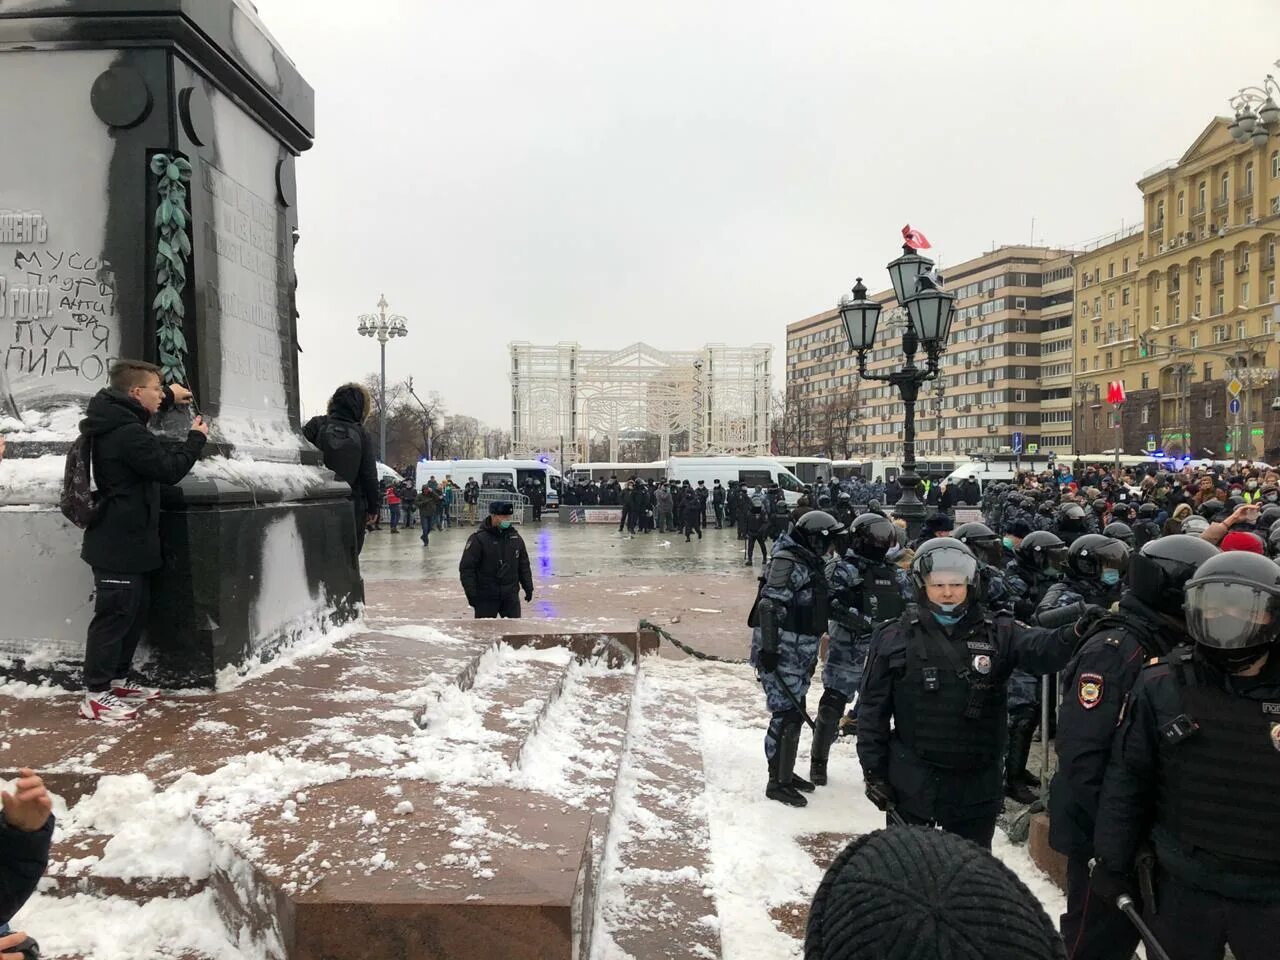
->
xmin=317 ymin=418 xmax=363 ymax=484
xmin=60 ymin=433 xmax=100 ymax=529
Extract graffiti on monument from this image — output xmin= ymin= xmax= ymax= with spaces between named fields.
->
xmin=0 ymin=50 xmax=123 ymax=419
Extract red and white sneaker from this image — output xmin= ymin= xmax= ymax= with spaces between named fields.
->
xmin=111 ymin=680 xmax=161 ymax=702
xmin=79 ymin=692 xmax=138 ymax=722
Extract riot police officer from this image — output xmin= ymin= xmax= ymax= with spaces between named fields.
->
xmin=1052 ymin=535 xmax=1220 ymax=960
xmin=1101 ymin=521 xmax=1135 ymax=549
xmin=1092 ymin=550 xmax=1280 ymax=958
xmin=1001 ymin=529 xmax=1072 ymax=803
xmin=1132 ymin=503 xmax=1162 ymax=549
xmin=750 ymin=510 xmax=846 ymax=807
xmin=811 ymin=513 xmax=904 ymax=785
xmin=1057 ymin=501 xmax=1090 ymax=546
xmin=953 ymin=522 xmax=1014 ymax=613
xmin=856 ymin=539 xmax=1100 ymax=848
xmin=1039 ymin=534 xmax=1131 ymax=613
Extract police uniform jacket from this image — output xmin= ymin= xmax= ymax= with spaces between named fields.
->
xmin=1049 ymin=592 xmax=1184 ymax=856
xmin=1095 ymin=647 xmax=1280 ymax=901
xmin=857 ymin=603 xmax=1079 ymax=823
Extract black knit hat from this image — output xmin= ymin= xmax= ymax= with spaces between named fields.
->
xmin=805 ymin=827 xmax=1065 ymax=960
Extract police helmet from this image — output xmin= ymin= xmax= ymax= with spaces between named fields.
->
xmin=952 ymin=521 xmax=1004 ymax=567
xmin=1181 ymin=515 xmax=1211 ymax=536
xmin=1184 ymin=551 xmax=1280 ymax=661
xmin=838 ymin=491 xmax=853 ymax=503
xmin=1058 ymin=502 xmax=1087 ymax=522
xmin=867 ymin=499 xmax=883 ymax=513
xmin=848 ymin=512 xmax=897 ymax=563
xmin=1268 ymin=524 xmax=1280 ymax=559
xmin=1037 ymin=501 xmax=1055 ymax=516
xmin=817 ymin=494 xmax=833 ymax=508
xmin=1102 ymin=522 xmax=1135 ymax=548
xmin=1091 ymin=498 xmax=1109 ymax=516
xmin=1128 ymin=535 xmax=1220 ymax=610
xmin=1137 ymin=502 xmax=1159 ymax=519
xmin=1226 ymin=494 xmax=1246 ymax=510
xmin=910 ymin=539 xmax=981 ymax=607
xmin=1261 ymin=504 xmax=1280 ymax=529
xmin=1015 ymin=530 xmax=1068 ymax=572
xmin=1111 ymin=503 xmax=1135 ymax=523
xmin=1198 ymin=500 xmax=1225 ymax=520
xmin=1066 ymin=533 xmax=1131 ymax=580
xmin=791 ymin=510 xmax=847 ymax=554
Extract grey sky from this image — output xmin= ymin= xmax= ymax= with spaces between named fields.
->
xmin=254 ymin=0 xmax=1278 ymax=427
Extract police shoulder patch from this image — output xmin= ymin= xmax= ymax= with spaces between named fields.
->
xmin=1078 ymin=672 xmax=1104 ymax=709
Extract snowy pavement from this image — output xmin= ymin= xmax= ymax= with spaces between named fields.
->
xmin=3 ymin=525 xmax=1069 ymax=959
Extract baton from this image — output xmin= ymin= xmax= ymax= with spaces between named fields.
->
xmin=886 ymin=804 xmax=908 ymax=827
xmin=772 ymin=669 xmax=816 ymax=730
xmin=1116 ymin=895 xmax=1173 ymax=960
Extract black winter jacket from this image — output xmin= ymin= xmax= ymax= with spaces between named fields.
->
xmin=459 ymin=518 xmax=534 ymax=605
xmin=80 ymin=388 xmax=206 ymax=573
xmin=0 ymin=812 xmax=54 ymax=925
xmin=302 ymin=384 xmax=379 ymax=509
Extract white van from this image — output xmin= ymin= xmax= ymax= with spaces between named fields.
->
xmin=415 ymin=459 xmax=562 ymax=506
xmin=942 ymin=461 xmax=1018 ymax=494
xmin=666 ymin=456 xmax=807 ymax=504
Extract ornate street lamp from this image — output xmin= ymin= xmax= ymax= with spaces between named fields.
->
xmin=357 ymin=294 xmax=409 ymax=463
xmin=839 ymin=244 xmax=956 ymax=536
xmin=1227 ymin=60 xmax=1280 ymax=148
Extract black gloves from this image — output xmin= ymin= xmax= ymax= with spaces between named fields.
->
xmin=524 ymin=590 xmax=533 ymax=603
xmin=864 ymin=778 xmax=896 ymax=812
xmin=1075 ymin=604 xmax=1111 ymax=639
xmin=757 ymin=649 xmax=780 ymax=673
xmin=1089 ymin=861 xmax=1137 ymax=905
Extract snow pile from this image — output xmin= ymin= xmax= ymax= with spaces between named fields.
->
xmin=13 ymin=889 xmax=260 ymax=960
xmin=0 ymin=405 xmax=82 ymax=442
xmin=0 ymin=454 xmax=64 ymax=505
xmin=212 ymin=615 xmax=364 ymax=691
xmin=190 ymin=455 xmax=335 ymax=501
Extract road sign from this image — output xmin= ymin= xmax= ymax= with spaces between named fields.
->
xmin=1228 ymin=377 xmax=1244 ymax=398
xmin=1145 ymin=440 xmax=1157 ymax=451
xmin=1229 ymin=397 xmax=1242 ymax=415
xmin=1012 ymin=431 xmax=1023 ymax=454
xmin=1027 ymin=442 xmax=1039 ymax=454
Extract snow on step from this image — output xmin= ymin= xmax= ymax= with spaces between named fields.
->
xmin=589 ymin=664 xmax=720 ymax=960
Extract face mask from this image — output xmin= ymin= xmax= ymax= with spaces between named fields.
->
xmin=1100 ymin=569 xmax=1121 ymax=586
xmin=1267 ymin=494 xmax=1278 ymax=503
xmin=932 ymin=607 xmax=963 ymax=627
xmin=1002 ymin=536 xmax=1014 ymax=549
xmin=499 ymin=520 xmax=512 ymax=529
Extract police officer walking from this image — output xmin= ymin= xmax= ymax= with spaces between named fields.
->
xmin=856 ymin=539 xmax=1100 ymax=848
xmin=810 ymin=513 xmax=905 ymax=786
xmin=750 ymin=511 xmax=846 ymax=807
xmin=1092 ymin=550 xmax=1280 ymax=959
xmin=1052 ymin=535 xmax=1220 ymax=960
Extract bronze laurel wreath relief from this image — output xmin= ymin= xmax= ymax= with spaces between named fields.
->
xmin=150 ymin=153 xmax=193 ymax=385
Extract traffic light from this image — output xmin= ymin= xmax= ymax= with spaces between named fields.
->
xmin=1138 ymin=333 xmax=1149 ymax=358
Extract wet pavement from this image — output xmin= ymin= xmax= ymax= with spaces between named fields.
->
xmin=358 ymin=517 xmax=761 ymax=660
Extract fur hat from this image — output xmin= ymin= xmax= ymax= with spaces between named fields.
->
xmin=327 ymin=382 xmax=373 ymax=423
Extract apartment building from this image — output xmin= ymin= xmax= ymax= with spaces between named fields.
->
xmin=1074 ymin=118 xmax=1280 ymax=460
xmin=786 ymin=245 xmax=1075 ymax=458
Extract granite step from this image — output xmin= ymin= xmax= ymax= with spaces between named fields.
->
xmin=588 ymin=666 xmax=721 ymax=960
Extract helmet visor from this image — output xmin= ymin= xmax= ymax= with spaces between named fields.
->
xmin=968 ymin=538 xmax=1004 ymax=566
xmin=918 ymin=549 xmax=978 ymax=587
xmin=1186 ymin=580 xmax=1279 ymax=650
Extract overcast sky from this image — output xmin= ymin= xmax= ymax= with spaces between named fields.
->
xmin=254 ymin=0 xmax=1279 ymax=427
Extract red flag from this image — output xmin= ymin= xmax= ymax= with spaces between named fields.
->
xmin=1107 ymin=381 xmax=1127 ymax=405
xmin=902 ymin=224 xmax=931 ymax=250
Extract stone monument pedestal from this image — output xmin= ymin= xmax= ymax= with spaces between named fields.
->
xmin=0 ymin=1 xmax=360 ymax=687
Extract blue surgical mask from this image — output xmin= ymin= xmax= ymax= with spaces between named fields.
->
xmin=933 ymin=608 xmax=962 ymax=627
xmin=499 ymin=520 xmax=512 ymax=530
xmin=1101 ymin=569 xmax=1121 ymax=586
xmin=1002 ymin=536 xmax=1014 ymax=550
